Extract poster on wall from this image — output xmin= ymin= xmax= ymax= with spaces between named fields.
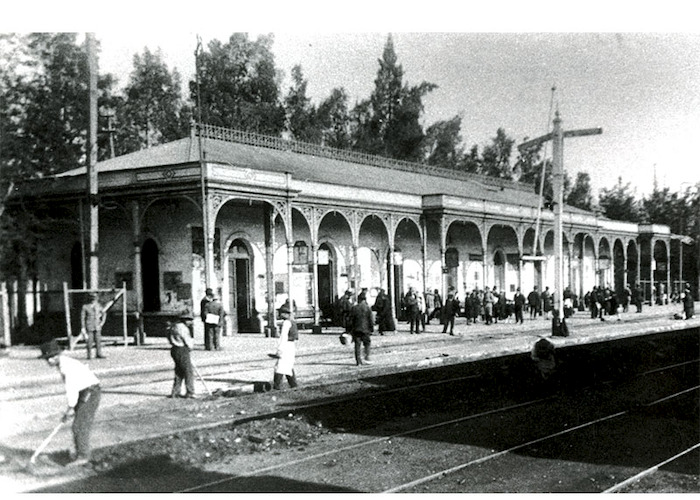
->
xmin=292 ymin=272 xmax=313 ymax=308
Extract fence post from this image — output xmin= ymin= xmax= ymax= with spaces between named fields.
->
xmin=63 ymin=282 xmax=74 ymax=350
xmin=122 ymin=282 xmax=127 ymax=347
xmin=1 ymin=282 xmax=10 ymax=347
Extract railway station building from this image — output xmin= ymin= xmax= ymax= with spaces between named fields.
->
xmin=5 ymin=124 xmax=685 ymax=342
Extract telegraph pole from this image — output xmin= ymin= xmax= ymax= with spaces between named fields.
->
xmin=519 ymin=110 xmax=602 ymax=334
xmin=86 ymin=33 xmax=100 ymax=291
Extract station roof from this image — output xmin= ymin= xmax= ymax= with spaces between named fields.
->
xmin=55 ymin=127 xmax=593 ymax=216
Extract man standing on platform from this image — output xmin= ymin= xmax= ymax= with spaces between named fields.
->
xmin=201 ymin=288 xmax=225 ymax=350
xmin=683 ymin=284 xmax=694 ymax=320
xmin=350 ymin=292 xmax=374 ymax=365
xmin=634 ymin=284 xmax=644 ymax=313
xmin=513 ymin=288 xmax=526 ymax=324
xmin=528 ymin=286 xmax=541 ymax=320
xmin=81 ymin=293 xmax=106 ymax=360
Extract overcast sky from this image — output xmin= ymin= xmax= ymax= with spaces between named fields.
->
xmin=6 ymin=2 xmax=700 ymax=199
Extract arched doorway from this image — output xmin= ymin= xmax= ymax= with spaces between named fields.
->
xmin=317 ymin=242 xmax=336 ymax=324
xmin=70 ymin=242 xmax=84 ymax=290
xmin=141 ymin=238 xmax=161 ymax=312
xmin=493 ymin=249 xmax=506 ymax=292
xmin=228 ymin=239 xmax=253 ymax=332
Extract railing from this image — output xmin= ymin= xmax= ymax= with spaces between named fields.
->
xmin=194 ymin=123 xmax=533 ymax=193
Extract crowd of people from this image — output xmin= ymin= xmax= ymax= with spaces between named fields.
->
xmin=332 ymin=281 xmax=696 ymax=338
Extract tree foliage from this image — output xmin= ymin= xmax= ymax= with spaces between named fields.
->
xmin=316 ymin=87 xmax=351 ymax=149
xmin=351 ymin=35 xmax=437 ymax=161
xmin=567 ymin=172 xmax=594 ymax=211
xmin=480 ymin=128 xmax=515 ymax=179
xmin=191 ymin=33 xmax=285 ymax=135
xmin=115 ymin=47 xmax=190 ymax=154
xmin=599 ymin=177 xmax=642 ymax=222
xmin=283 ymin=65 xmax=321 ymax=143
xmin=423 ymin=115 xmax=464 ymax=169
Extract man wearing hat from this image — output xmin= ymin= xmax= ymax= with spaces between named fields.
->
xmin=201 ymin=288 xmax=225 ymax=350
xmin=168 ymin=312 xmax=196 ymax=398
xmin=39 ymin=339 xmax=101 ymax=467
xmin=272 ymin=303 xmax=298 ymax=389
xmin=682 ymin=284 xmax=694 ymax=320
xmin=81 ymin=292 xmax=106 ymax=359
xmin=349 ymin=292 xmax=374 ymax=365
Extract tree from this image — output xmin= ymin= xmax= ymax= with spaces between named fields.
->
xmin=283 ymin=65 xmax=321 ymax=143
xmin=599 ymin=177 xmax=642 ymax=222
xmin=423 ymin=115 xmax=464 ymax=169
xmin=1 ymin=33 xmax=89 ymax=181
xmin=567 ymin=172 xmax=594 ymax=211
xmin=116 ymin=47 xmax=189 ymax=154
xmin=457 ymin=144 xmax=481 ymax=174
xmin=385 ymin=81 xmax=436 ymax=162
xmin=351 ymin=34 xmax=436 ymax=161
xmin=191 ymin=33 xmax=285 ymax=135
xmin=316 ymin=88 xmax=351 ymax=149
xmin=481 ymin=128 xmax=515 ymax=179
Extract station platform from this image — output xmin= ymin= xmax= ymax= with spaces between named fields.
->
xmin=0 ymin=302 xmax=697 ymax=491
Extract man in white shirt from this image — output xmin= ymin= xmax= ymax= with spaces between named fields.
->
xmin=168 ymin=312 xmax=196 ymax=398
xmin=39 ymin=339 xmax=101 ymax=467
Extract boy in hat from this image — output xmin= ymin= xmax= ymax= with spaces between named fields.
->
xmin=168 ymin=312 xmax=196 ymax=398
xmin=81 ymin=292 xmax=106 ymax=359
xmin=39 ymin=339 xmax=101 ymax=466
xmin=272 ymin=303 xmax=298 ymax=389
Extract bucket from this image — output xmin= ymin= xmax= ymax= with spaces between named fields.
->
xmin=253 ymin=381 xmax=272 ymax=393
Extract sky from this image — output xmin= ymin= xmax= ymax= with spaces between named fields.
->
xmin=5 ymin=2 xmax=700 ymax=199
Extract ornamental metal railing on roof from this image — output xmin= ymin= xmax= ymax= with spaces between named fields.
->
xmin=194 ymin=123 xmax=533 ymax=193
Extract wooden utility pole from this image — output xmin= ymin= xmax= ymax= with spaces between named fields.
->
xmin=86 ymin=33 xmax=99 ymax=291
xmin=519 ymin=110 xmax=602 ymax=332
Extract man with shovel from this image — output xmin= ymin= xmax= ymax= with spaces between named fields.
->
xmin=38 ymin=339 xmax=100 ymax=467
xmin=167 ymin=311 xmax=197 ymax=398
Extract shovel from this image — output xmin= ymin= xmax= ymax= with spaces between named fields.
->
xmin=191 ymin=361 xmax=213 ymax=397
xmin=24 ymin=421 xmax=64 ymax=473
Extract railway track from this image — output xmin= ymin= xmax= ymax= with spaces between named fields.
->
xmin=28 ymin=351 xmax=697 ymax=493
xmin=18 ymin=327 xmax=700 ymax=493
xmin=174 ymin=364 xmax=698 ymax=493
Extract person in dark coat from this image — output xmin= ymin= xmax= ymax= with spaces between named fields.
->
xmin=513 ymin=288 xmax=526 ymax=324
xmin=441 ymin=292 xmax=460 ymax=335
xmin=404 ymin=287 xmax=420 ymax=334
xmin=634 ymin=284 xmax=644 ymax=313
xmin=337 ymin=289 xmax=355 ymax=332
xmin=349 ymin=292 xmax=374 ymax=365
xmin=201 ymin=288 xmax=226 ymax=350
xmin=469 ymin=290 xmax=481 ymax=324
xmin=372 ymin=288 xmax=395 ymax=335
xmin=541 ymin=286 xmax=553 ymax=318
xmin=430 ymin=289 xmax=443 ymax=323
xmin=496 ymin=289 xmax=507 ymax=322
xmin=683 ymin=284 xmax=694 ymax=319
xmin=528 ymin=286 xmax=541 ymax=319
